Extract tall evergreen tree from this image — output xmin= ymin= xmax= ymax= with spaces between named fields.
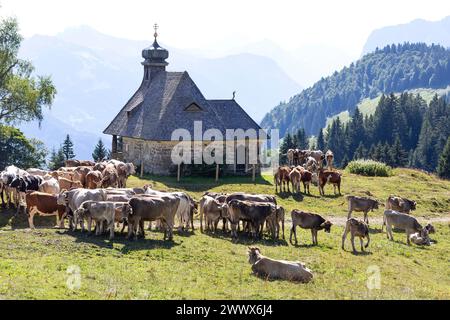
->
xmin=437 ymin=137 xmax=450 ymax=179
xmin=353 ymin=142 xmax=367 ymax=160
xmin=61 ymin=134 xmax=75 ymax=160
xmin=92 ymin=139 xmax=108 ymax=161
xmin=389 ymin=135 xmax=408 ymax=167
xmin=48 ymin=147 xmax=65 ymax=170
xmin=316 ymin=128 xmax=325 ymax=151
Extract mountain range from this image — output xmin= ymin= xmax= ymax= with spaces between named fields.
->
xmin=362 ymin=16 xmax=450 ymax=55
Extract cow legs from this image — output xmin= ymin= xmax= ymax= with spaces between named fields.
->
xmin=109 ymin=219 xmax=115 ymax=240
xmin=386 ymin=223 xmax=393 ymax=240
xmin=27 ymin=207 xmax=35 ymax=229
xmin=290 ymin=225 xmax=298 ymax=245
xmin=341 ymin=227 xmax=349 ymax=250
xmin=360 ymin=237 xmax=364 ymax=251
xmin=87 ymin=217 xmax=93 ymax=234
xmin=350 ymin=234 xmax=357 ymax=253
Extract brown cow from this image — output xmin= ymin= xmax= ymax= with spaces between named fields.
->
xmin=65 ymin=160 xmax=95 ymax=167
xmin=385 ymin=195 xmax=416 ymax=214
xmin=289 ymin=168 xmax=302 ymax=193
xmin=101 ymin=164 xmax=119 ymax=188
xmin=25 ymin=191 xmax=66 ymax=229
xmin=290 ymin=210 xmax=332 ymax=245
xmin=86 ymin=170 xmax=103 ymax=189
xmin=74 ymin=166 xmax=92 ymax=188
xmin=274 ymin=166 xmax=291 ymax=193
xmin=123 ymin=195 xmax=180 ymax=241
xmin=299 ymin=167 xmax=312 ymax=194
xmin=58 ymin=177 xmax=83 ymax=191
xmin=318 ymin=168 xmax=341 ymax=196
xmin=341 ymin=218 xmax=370 ymax=253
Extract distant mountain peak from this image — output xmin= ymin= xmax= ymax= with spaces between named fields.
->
xmin=362 ymin=15 xmax=450 ymax=55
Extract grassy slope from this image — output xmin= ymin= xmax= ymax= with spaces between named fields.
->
xmin=0 ymin=169 xmax=449 ymax=299
xmin=323 ymin=86 xmax=450 ymax=130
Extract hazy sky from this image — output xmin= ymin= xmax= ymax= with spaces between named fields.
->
xmin=1 ymin=0 xmax=450 ymax=57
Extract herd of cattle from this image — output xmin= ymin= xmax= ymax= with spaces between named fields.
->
xmin=0 ymin=151 xmax=438 ymax=283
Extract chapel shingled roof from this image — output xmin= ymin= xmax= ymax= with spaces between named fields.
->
xmin=103 ymin=71 xmax=262 ymax=141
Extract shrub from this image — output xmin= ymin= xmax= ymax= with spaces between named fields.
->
xmin=346 ymin=159 xmax=392 ymax=177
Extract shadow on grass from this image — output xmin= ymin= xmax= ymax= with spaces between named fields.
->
xmin=0 ymin=208 xmax=57 ymax=229
xmin=56 ymin=229 xmax=180 ymax=252
xmin=200 ymin=229 xmax=288 ymax=246
xmin=291 ymin=242 xmax=334 ymax=250
xmin=137 ymin=174 xmax=272 ymax=193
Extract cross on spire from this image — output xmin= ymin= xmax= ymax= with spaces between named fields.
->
xmin=153 ymin=23 xmax=159 ymax=40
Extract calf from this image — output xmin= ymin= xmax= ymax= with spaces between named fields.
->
xmin=274 ymin=166 xmax=291 ymax=193
xmin=290 ymin=210 xmax=332 ymax=245
xmin=385 ymin=196 xmax=416 ymax=214
xmin=266 ymin=205 xmax=285 ymax=239
xmin=289 ymin=168 xmax=302 ymax=194
xmin=247 ymin=247 xmax=313 ymax=283
xmin=25 ymin=191 xmax=66 ymax=229
xmin=318 ymin=168 xmax=341 ymax=196
xmin=346 ymin=195 xmax=380 ymax=224
xmin=382 ymin=210 xmax=432 ymax=245
xmin=74 ymin=201 xmax=116 ymax=239
xmin=341 ymin=218 xmax=370 ymax=253
xmin=57 ymin=188 xmax=108 ymax=230
xmin=299 ymin=168 xmax=312 ymax=194
xmin=227 ymin=199 xmax=276 ymax=239
xmin=123 ymin=196 xmax=180 ymax=241
xmin=199 ymin=195 xmax=227 ymax=233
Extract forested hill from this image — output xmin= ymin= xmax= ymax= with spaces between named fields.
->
xmin=261 ymin=43 xmax=450 ymax=137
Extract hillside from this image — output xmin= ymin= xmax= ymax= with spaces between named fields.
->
xmin=324 ymin=87 xmax=450 ymax=130
xmin=0 ymin=168 xmax=449 ymax=299
xmin=261 ymin=43 xmax=450 ymax=137
xmin=362 ymin=16 xmax=450 ymax=55
xmin=18 ymin=27 xmax=301 ymax=159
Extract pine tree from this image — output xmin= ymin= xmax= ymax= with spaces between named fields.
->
xmin=437 ymin=136 xmax=450 ymax=179
xmin=389 ymin=135 xmax=408 ymax=167
xmin=61 ymin=134 xmax=75 ymax=160
xmin=316 ymin=128 xmax=325 ymax=151
xmin=353 ymin=142 xmax=367 ymax=160
xmin=341 ymin=155 xmax=349 ymax=169
xmin=48 ymin=147 xmax=65 ymax=170
xmin=92 ymin=139 xmax=108 ymax=162
xmin=295 ymin=128 xmax=308 ymax=150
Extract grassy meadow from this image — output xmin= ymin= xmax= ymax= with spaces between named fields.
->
xmin=0 ymin=168 xmax=449 ymax=299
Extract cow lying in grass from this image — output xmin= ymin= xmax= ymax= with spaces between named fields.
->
xmin=247 ymin=247 xmax=313 ymax=283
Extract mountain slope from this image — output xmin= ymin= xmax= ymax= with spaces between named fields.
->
xmin=261 ymin=43 xmax=450 ymax=137
xmin=362 ymin=16 xmax=450 ymax=55
xmin=18 ymin=26 xmax=301 ymax=159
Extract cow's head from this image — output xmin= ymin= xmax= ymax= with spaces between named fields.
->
xmin=57 ymin=191 xmax=69 ymax=206
xmin=320 ymin=220 xmax=333 ymax=233
xmin=372 ymin=201 xmax=380 ymax=210
xmin=409 ymin=200 xmax=417 ymax=210
xmin=247 ymin=247 xmax=262 ymax=265
xmin=122 ymin=203 xmax=133 ymax=218
xmin=424 ymin=223 xmax=435 ymax=234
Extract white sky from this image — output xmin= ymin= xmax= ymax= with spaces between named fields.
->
xmin=1 ymin=0 xmax=450 ymax=57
